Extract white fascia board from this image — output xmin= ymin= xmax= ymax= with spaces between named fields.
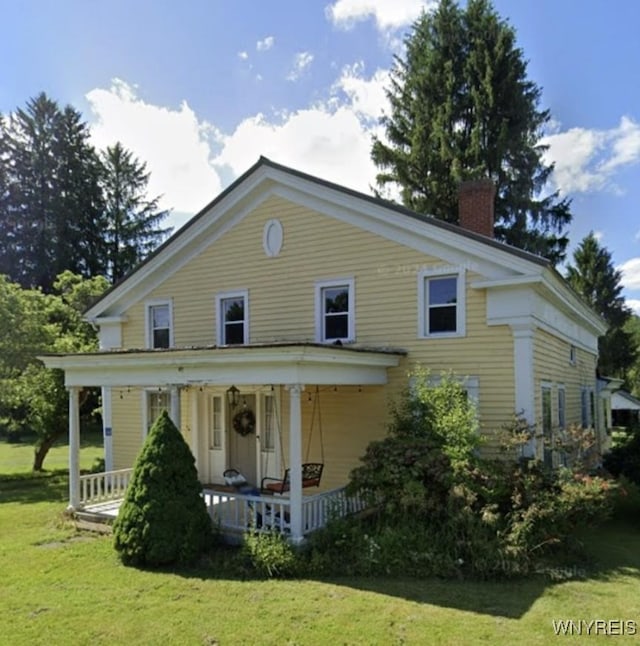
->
xmin=268 ymin=178 xmax=542 ymax=280
xmin=40 ymin=346 xmax=401 ymax=388
xmin=84 ymin=167 xmax=275 ymax=319
xmin=539 ymin=272 xmax=607 ymax=335
xmin=484 ymin=286 xmax=600 ymax=354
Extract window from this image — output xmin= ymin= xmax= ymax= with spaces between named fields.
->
xmin=209 ymin=395 xmax=223 ymax=450
xmin=542 ymin=383 xmax=553 ymax=468
xmin=263 ymin=394 xmax=276 ymax=452
xmin=216 ymin=290 xmax=248 ymax=345
xmin=315 ymin=278 xmax=355 ymax=343
xmin=569 ymin=345 xmax=577 ymax=366
xmin=418 ymin=269 xmax=465 ymax=338
xmin=146 ymin=301 xmax=172 ymax=349
xmin=580 ymin=386 xmax=595 ymax=428
xmin=557 ymin=385 xmax=566 ymax=429
xmin=147 ymin=390 xmax=170 ymax=433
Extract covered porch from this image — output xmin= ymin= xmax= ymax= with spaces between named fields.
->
xmin=42 ymin=343 xmax=403 ymax=542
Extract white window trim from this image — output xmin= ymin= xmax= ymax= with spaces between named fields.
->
xmin=315 ymin=277 xmax=355 ymax=343
xmin=418 ymin=268 xmax=466 ymax=339
xmin=144 ymin=299 xmax=174 ymax=349
xmin=216 ymin=289 xmax=249 ymax=346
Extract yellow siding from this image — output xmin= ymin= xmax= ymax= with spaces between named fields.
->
xmin=111 ymin=388 xmax=143 ymax=470
xmin=533 ymin=328 xmax=597 ymax=430
xmin=119 ymin=195 xmax=514 ymax=448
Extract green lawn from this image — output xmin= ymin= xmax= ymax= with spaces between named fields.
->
xmin=1 ymin=450 xmax=639 ymax=645
xmin=0 ymin=430 xmax=103 ymax=474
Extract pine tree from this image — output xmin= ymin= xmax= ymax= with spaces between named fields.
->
xmin=372 ymin=0 xmax=571 ymax=263
xmin=566 ymin=232 xmax=637 ymax=378
xmin=0 ymin=93 xmax=103 ymax=291
xmin=99 ymin=142 xmax=171 ymax=283
xmin=113 ymin=410 xmax=212 ymax=566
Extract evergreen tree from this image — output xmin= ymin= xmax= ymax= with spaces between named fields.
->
xmin=113 ymin=410 xmax=212 ymax=567
xmin=0 ymin=93 xmax=103 ymax=291
xmin=99 ymin=142 xmax=171 ymax=283
xmin=566 ymin=232 xmax=637 ymax=378
xmin=372 ymin=0 xmax=571 ymax=263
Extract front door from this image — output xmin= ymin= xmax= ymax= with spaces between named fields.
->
xmin=228 ymin=394 xmax=258 ymax=485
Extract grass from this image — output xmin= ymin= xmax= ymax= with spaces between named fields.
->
xmin=0 ymin=429 xmax=103 ymax=475
xmin=1 ymin=448 xmax=639 ymax=644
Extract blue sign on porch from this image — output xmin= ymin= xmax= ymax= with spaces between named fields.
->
xmin=105 ymin=426 xmax=112 ymax=437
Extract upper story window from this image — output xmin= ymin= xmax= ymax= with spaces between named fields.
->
xmin=146 ymin=300 xmax=172 ymax=349
xmin=418 ymin=269 xmax=465 ymax=338
xmin=569 ymin=345 xmax=577 ymax=366
xmin=216 ymin=290 xmax=249 ymax=345
xmin=315 ymin=278 xmax=355 ymax=343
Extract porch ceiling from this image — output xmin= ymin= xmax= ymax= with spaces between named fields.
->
xmin=40 ymin=342 xmax=406 ymax=388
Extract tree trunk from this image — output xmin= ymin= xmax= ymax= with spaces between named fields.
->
xmin=32 ymin=429 xmax=65 ymax=471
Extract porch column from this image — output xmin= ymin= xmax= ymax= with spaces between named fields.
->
xmin=286 ymin=384 xmax=304 ymax=543
xmin=68 ymin=386 xmax=81 ymax=511
xmin=170 ymin=386 xmax=181 ymax=428
xmin=101 ymin=386 xmax=113 ymax=472
xmin=190 ymin=388 xmax=200 ymax=473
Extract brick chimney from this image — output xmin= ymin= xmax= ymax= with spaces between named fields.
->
xmin=458 ymin=179 xmax=495 ymax=238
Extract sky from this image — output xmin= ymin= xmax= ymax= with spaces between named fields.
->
xmin=2 ymin=0 xmax=640 ymax=313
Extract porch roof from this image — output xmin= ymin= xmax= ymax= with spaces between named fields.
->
xmin=40 ymin=342 xmax=406 ymax=388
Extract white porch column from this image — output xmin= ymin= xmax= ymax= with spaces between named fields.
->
xmin=170 ymin=386 xmax=181 ymax=428
xmin=68 ymin=386 xmax=81 ymax=510
xmin=511 ymin=324 xmax=536 ymax=458
xmin=190 ymin=388 xmax=200 ymax=474
xmin=286 ymin=384 xmax=304 ymax=543
xmin=101 ymin=386 xmax=113 ymax=472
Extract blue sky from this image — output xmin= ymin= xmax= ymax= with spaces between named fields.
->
xmin=2 ymin=0 xmax=640 ymax=312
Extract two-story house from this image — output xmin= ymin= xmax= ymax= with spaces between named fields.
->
xmin=43 ymin=157 xmax=607 ymax=541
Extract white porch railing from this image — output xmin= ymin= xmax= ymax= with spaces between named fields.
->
xmin=204 ymin=486 xmax=367 ymax=537
xmin=79 ymin=468 xmax=134 ymax=506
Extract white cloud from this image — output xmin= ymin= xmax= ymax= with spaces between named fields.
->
xmin=286 ymin=52 xmax=314 ymax=81
xmin=238 ymin=51 xmax=249 ymax=60
xmin=593 ymin=230 xmax=604 ymax=242
xmin=214 ymin=106 xmax=381 ymax=194
xmin=626 ymin=299 xmax=640 ymax=315
xmin=332 ymin=62 xmax=389 ymax=122
xmin=619 ymin=257 xmax=640 ymax=291
xmin=86 ymin=79 xmax=223 ymax=215
xmin=543 ymin=116 xmax=640 ymax=195
xmin=256 ymin=36 xmax=275 ymax=52
xmin=326 ymin=0 xmax=434 ymax=31
xmin=84 ymin=65 xmax=393 ymax=228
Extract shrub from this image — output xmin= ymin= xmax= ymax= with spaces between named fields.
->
xmin=338 ymin=375 xmax=616 ymax=579
xmin=604 ymin=427 xmax=640 ymax=486
xmin=348 ymin=370 xmax=479 ymax=519
xmin=242 ymin=530 xmax=299 ymax=578
xmin=113 ymin=410 xmax=212 ymax=567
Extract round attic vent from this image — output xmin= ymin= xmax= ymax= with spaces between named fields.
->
xmin=263 ymin=218 xmax=284 ymax=257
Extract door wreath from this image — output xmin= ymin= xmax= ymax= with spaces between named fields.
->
xmin=233 ymin=406 xmax=256 ymax=436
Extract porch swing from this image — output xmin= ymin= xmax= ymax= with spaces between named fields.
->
xmin=260 ymin=386 xmax=325 ymax=495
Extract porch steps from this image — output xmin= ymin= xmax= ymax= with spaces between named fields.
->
xmin=73 ymin=509 xmax=115 ymax=532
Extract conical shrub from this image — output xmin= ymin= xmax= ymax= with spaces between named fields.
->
xmin=113 ymin=410 xmax=212 ymax=566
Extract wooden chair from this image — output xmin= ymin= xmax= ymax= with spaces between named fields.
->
xmin=261 ymin=462 xmax=324 ymax=495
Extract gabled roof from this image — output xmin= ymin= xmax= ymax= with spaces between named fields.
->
xmin=84 ymin=156 xmax=601 ymax=336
